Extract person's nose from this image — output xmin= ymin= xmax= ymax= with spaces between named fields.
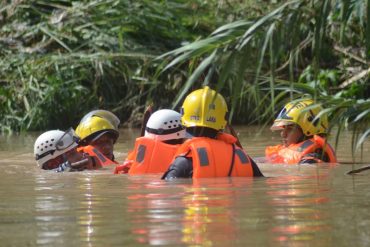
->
xmin=101 ymin=142 xmax=112 ymax=150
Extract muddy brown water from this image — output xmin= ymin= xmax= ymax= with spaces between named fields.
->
xmin=1 ymin=126 xmax=369 ymax=246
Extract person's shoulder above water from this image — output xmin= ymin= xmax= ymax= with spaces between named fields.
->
xmin=162 ymin=86 xmax=264 ymax=180
xmin=265 ymin=99 xmax=337 ymax=164
xmin=161 ymin=156 xmax=193 ymax=179
xmin=116 ymin=109 xmax=186 ymax=175
xmin=34 ymin=128 xmax=102 ymax=172
xmin=75 ymin=109 xmax=120 ymax=165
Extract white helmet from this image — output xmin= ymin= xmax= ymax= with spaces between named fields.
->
xmin=34 ymin=128 xmax=78 ymax=168
xmin=145 ymin=109 xmax=186 ymax=141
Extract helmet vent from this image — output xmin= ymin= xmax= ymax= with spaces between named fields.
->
xmin=34 ymin=129 xmax=78 ymax=167
xmin=144 ymin=109 xmax=186 ymax=140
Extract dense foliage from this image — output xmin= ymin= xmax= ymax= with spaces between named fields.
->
xmin=0 ymin=0 xmax=369 ymax=151
xmin=158 ymin=0 xmax=370 ymax=151
xmin=1 ymin=0 xmax=248 ymax=131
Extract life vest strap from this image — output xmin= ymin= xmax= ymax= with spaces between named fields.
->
xmin=228 ymin=144 xmax=236 ymax=177
xmin=235 ymin=149 xmax=248 ymax=164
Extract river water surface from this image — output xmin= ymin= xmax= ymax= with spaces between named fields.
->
xmin=1 ymin=126 xmax=370 ymax=246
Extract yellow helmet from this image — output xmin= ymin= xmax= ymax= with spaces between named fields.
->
xmin=75 ymin=116 xmax=119 ymax=144
xmin=271 ymin=99 xmax=328 ymax=136
xmin=79 ymin=109 xmax=120 ymax=130
xmin=181 ymin=86 xmax=228 ymax=130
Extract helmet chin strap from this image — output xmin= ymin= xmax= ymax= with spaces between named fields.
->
xmin=299 ymin=135 xmax=308 ymax=143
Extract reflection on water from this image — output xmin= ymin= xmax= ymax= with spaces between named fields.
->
xmin=0 ymin=127 xmax=370 ymax=246
xmin=181 ymin=179 xmax=253 ymax=246
xmin=266 ymin=175 xmax=331 ymax=246
xmin=124 ymin=178 xmax=254 ymax=246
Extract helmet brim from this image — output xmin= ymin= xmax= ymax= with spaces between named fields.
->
xmin=89 ymin=130 xmax=119 ymax=144
xmin=270 ymin=120 xmax=295 ymax=131
xmin=80 ymin=110 xmax=120 ymax=130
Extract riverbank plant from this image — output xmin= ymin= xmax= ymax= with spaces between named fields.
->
xmin=1 ymin=0 xmax=255 ymax=131
xmin=157 ymin=0 xmax=370 ymax=152
xmin=1 ymin=0 xmax=369 ymax=153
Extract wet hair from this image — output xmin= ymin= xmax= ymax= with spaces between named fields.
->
xmin=187 ymin=127 xmax=218 ymax=139
xmin=163 ymin=139 xmax=184 ymax=145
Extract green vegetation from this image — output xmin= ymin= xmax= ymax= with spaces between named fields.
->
xmin=1 ymin=0 xmax=369 ymax=152
xmin=1 ymin=0 xmax=237 ymax=131
xmin=158 ymin=0 xmax=370 ymax=152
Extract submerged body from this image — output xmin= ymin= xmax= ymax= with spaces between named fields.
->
xmin=266 ymin=99 xmax=337 ymax=164
xmin=34 ymin=129 xmax=102 ymax=172
xmin=115 ymin=109 xmax=186 ymax=175
xmin=265 ymin=135 xmax=337 ymax=164
xmin=162 ymin=86 xmax=263 ymax=180
xmin=127 ymin=137 xmax=181 ymax=174
xmin=162 ymin=132 xmax=263 ymax=179
xmin=75 ymin=110 xmax=120 ymax=163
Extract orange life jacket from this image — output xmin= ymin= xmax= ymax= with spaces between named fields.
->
xmin=128 ymin=137 xmax=180 ymax=175
xmin=175 ymin=133 xmax=254 ymax=178
xmin=265 ymin=135 xmax=337 ymax=164
xmin=77 ymin=145 xmax=118 ymax=166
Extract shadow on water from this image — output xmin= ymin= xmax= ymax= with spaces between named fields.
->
xmin=0 ymin=126 xmax=369 ymax=246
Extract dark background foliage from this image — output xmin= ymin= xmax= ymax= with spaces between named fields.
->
xmin=1 ymin=0 xmax=369 ymax=151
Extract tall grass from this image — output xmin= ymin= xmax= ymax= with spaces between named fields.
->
xmin=156 ymin=0 xmax=369 ymax=153
xmin=2 ymin=0 xmax=252 ymax=131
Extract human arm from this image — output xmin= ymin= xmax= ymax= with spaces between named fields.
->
xmin=161 ymin=156 xmax=193 ymax=180
xmin=53 ymin=158 xmax=89 ymax=172
xmin=113 ymin=160 xmax=133 ymax=174
xmin=53 ymin=156 xmax=100 ymax=172
xmin=249 ymin=157 xmax=264 ymax=177
xmin=299 ymin=148 xmax=329 ymax=164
